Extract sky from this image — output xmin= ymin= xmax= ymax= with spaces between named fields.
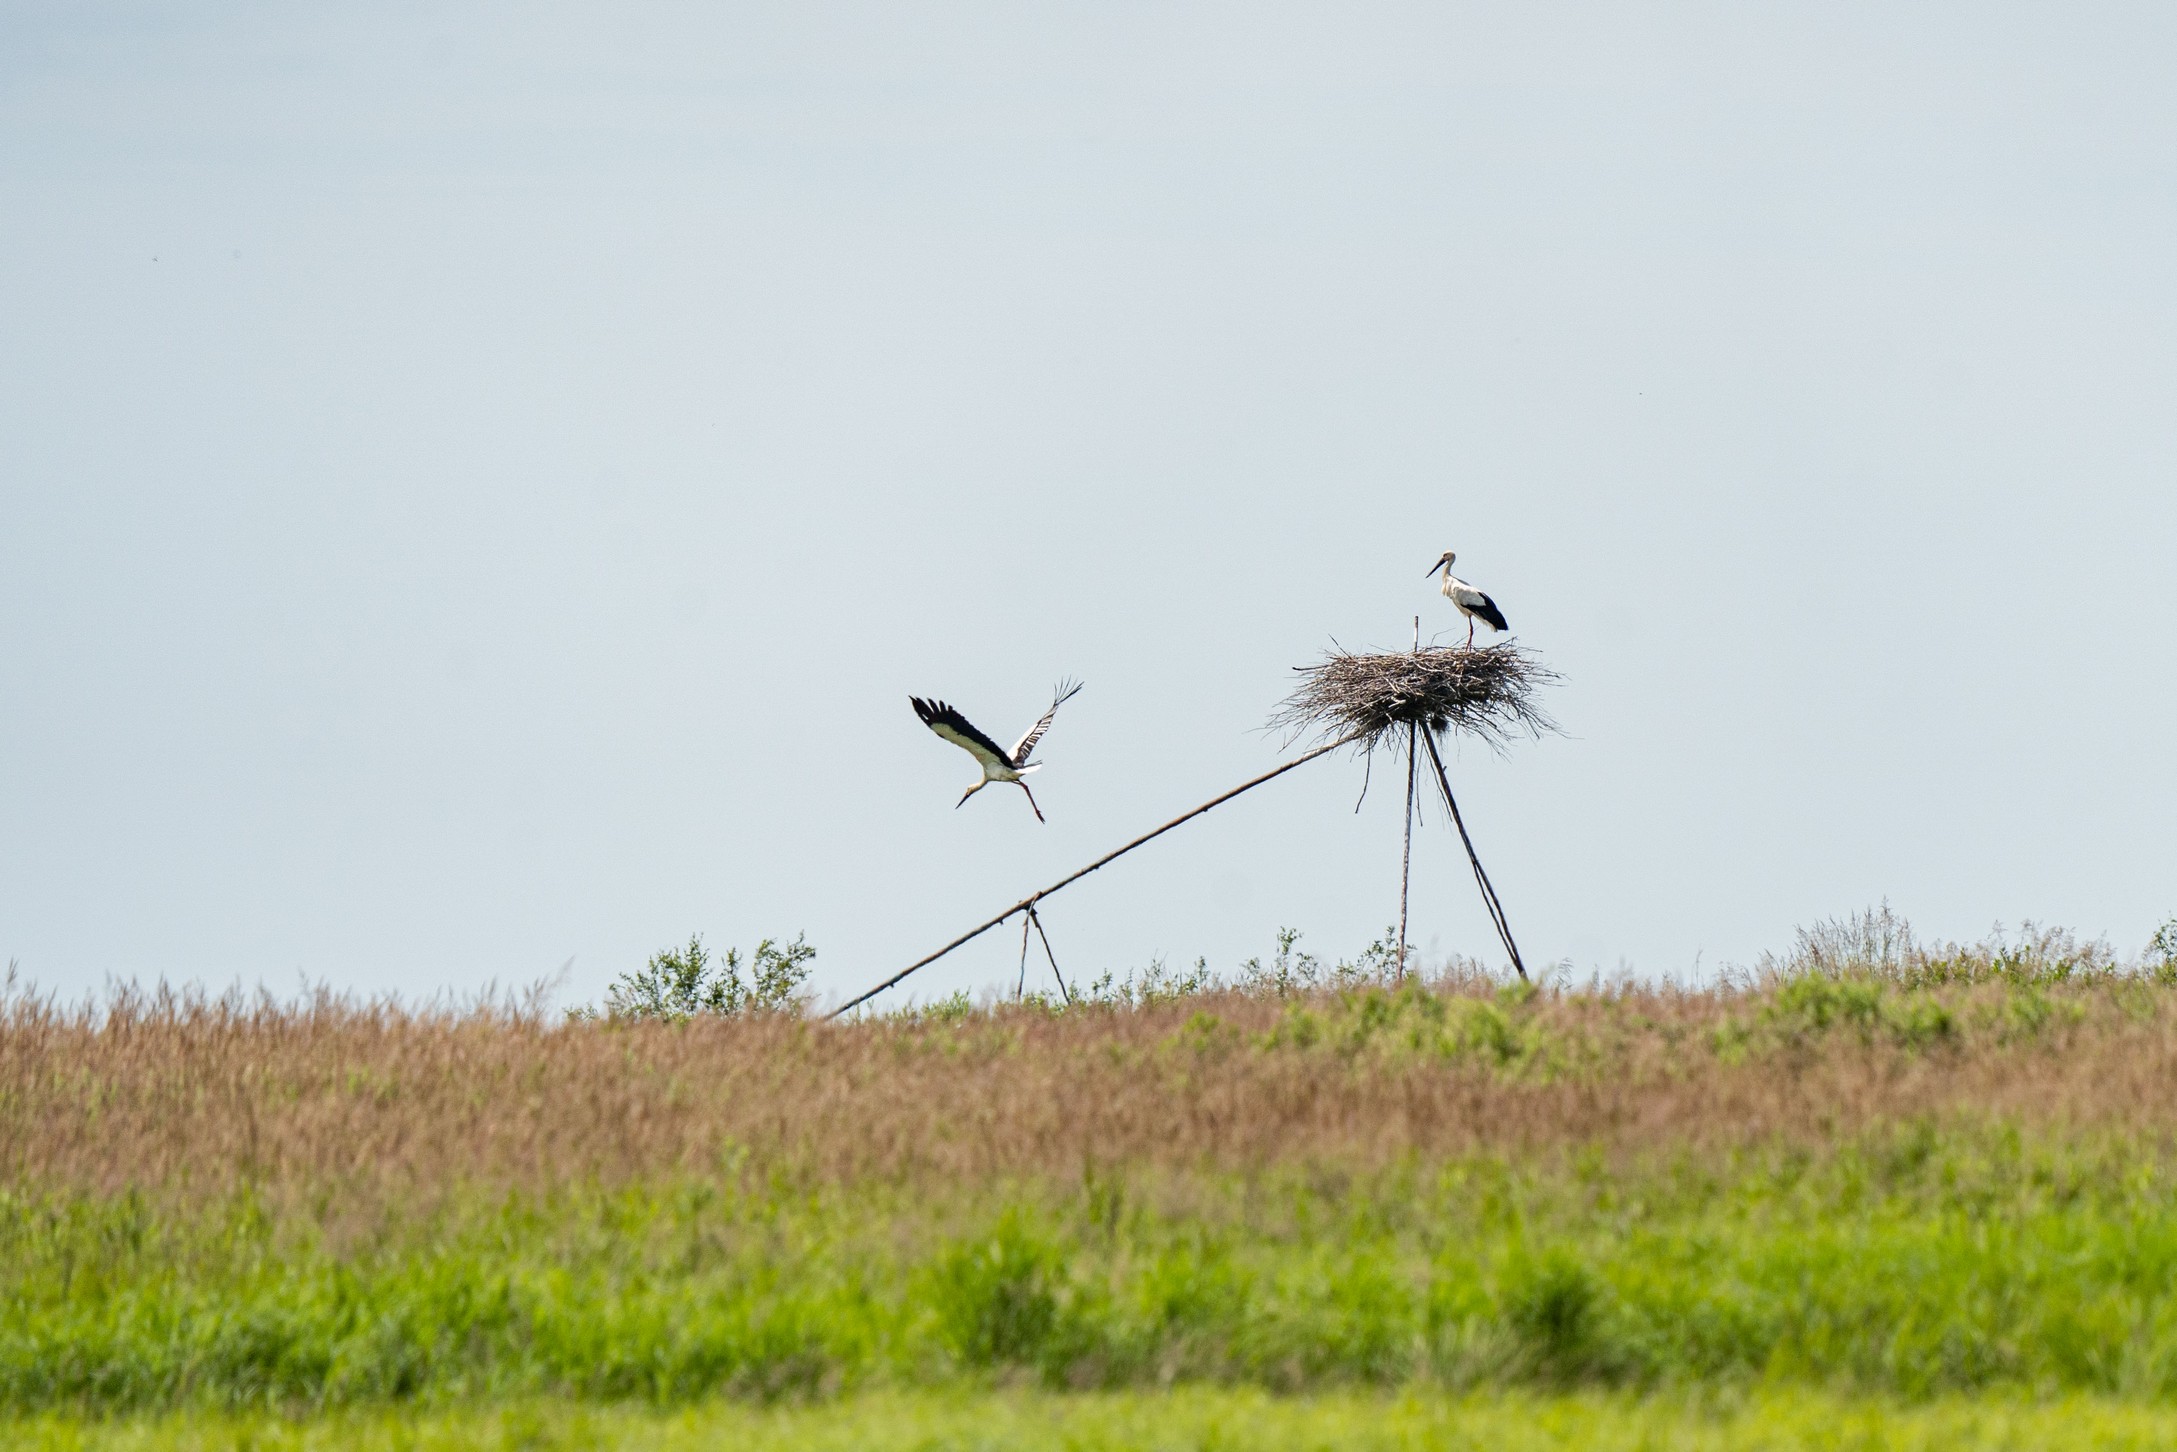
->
xmin=3 ymin=3 xmax=2173 ymax=1011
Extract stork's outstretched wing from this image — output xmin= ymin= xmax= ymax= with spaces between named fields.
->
xmin=911 ymin=697 xmax=1014 ymax=771
xmin=1010 ymin=679 xmax=1082 ymax=766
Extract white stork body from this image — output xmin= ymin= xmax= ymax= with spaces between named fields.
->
xmin=1426 ymin=550 xmax=1510 ymax=646
xmin=911 ymin=680 xmax=1082 ymax=822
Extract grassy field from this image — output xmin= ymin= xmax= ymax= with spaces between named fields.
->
xmin=5 ymin=913 xmax=2176 ymax=1445
xmin=11 ymin=1128 xmax=2177 ymax=1405
xmin=15 ymin=1389 xmax=2177 ymax=1451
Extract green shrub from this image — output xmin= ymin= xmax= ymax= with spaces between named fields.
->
xmin=1758 ymin=975 xmax=1955 ymax=1051
xmin=596 ymin=934 xmax=815 ymax=1022
xmin=2151 ymin=918 xmax=2177 ymax=985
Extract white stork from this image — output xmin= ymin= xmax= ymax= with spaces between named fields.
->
xmin=911 ymin=680 xmax=1082 ymax=822
xmin=1426 ymin=550 xmax=1510 ymax=646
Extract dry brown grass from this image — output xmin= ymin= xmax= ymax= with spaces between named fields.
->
xmin=7 ymin=966 xmax=2177 ymax=1212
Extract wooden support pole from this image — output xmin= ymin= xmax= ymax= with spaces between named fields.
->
xmin=1419 ymin=727 xmax=1528 ymax=982
xmin=1396 ymin=614 xmax=1419 ymax=981
xmin=1398 ymin=721 xmax=1416 ymax=981
xmin=828 ymin=733 xmax=1361 ymax=1018
xmin=1028 ymin=906 xmax=1069 ymax=1004
xmin=1016 ymin=911 xmax=1033 ymax=1000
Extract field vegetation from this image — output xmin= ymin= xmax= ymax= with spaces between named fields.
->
xmin=5 ymin=908 xmax=2177 ymax=1446
xmin=21 ymin=1389 xmax=2177 ymax=1452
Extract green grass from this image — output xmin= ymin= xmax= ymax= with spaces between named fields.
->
xmin=14 ymin=920 xmax=2177 ymax=1442
xmin=12 ymin=1389 xmax=2177 ymax=1451
xmin=9 ymin=1125 xmax=2177 ymax=1411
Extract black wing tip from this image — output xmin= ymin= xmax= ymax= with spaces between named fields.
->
xmin=1476 ymin=599 xmax=1510 ymax=632
xmin=915 ymin=696 xmax=1010 ymax=758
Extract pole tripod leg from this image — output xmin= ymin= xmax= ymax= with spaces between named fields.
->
xmin=1017 ymin=912 xmax=1033 ymax=1000
xmin=1028 ymin=906 xmax=1070 ymax=1005
xmin=1395 ymin=614 xmax=1419 ymax=982
xmin=1398 ymin=720 xmax=1416 ymax=981
xmin=1420 ymin=728 xmax=1528 ymax=982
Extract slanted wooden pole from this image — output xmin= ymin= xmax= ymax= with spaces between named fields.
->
xmin=1420 ymin=726 xmax=1528 ymax=982
xmin=829 ymin=733 xmax=1362 ymax=1018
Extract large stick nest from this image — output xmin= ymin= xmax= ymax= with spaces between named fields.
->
xmin=1272 ymin=642 xmax=1560 ymax=755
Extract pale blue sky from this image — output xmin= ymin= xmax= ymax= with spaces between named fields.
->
xmin=4 ymin=3 xmax=2173 ymax=1008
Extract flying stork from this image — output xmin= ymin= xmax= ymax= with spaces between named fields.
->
xmin=911 ymin=680 xmax=1083 ymax=823
xmin=1426 ymin=550 xmax=1510 ymax=646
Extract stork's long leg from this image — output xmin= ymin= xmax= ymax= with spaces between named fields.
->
xmin=1465 ymin=616 xmax=1476 ymax=647
xmin=1017 ymin=780 xmax=1046 ymax=823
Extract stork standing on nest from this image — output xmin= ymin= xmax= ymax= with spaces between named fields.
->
xmin=1426 ymin=551 xmax=1510 ymax=646
xmin=911 ymin=681 xmax=1082 ymax=822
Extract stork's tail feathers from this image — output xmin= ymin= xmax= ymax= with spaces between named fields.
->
xmin=1472 ymin=598 xmax=1509 ymax=633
